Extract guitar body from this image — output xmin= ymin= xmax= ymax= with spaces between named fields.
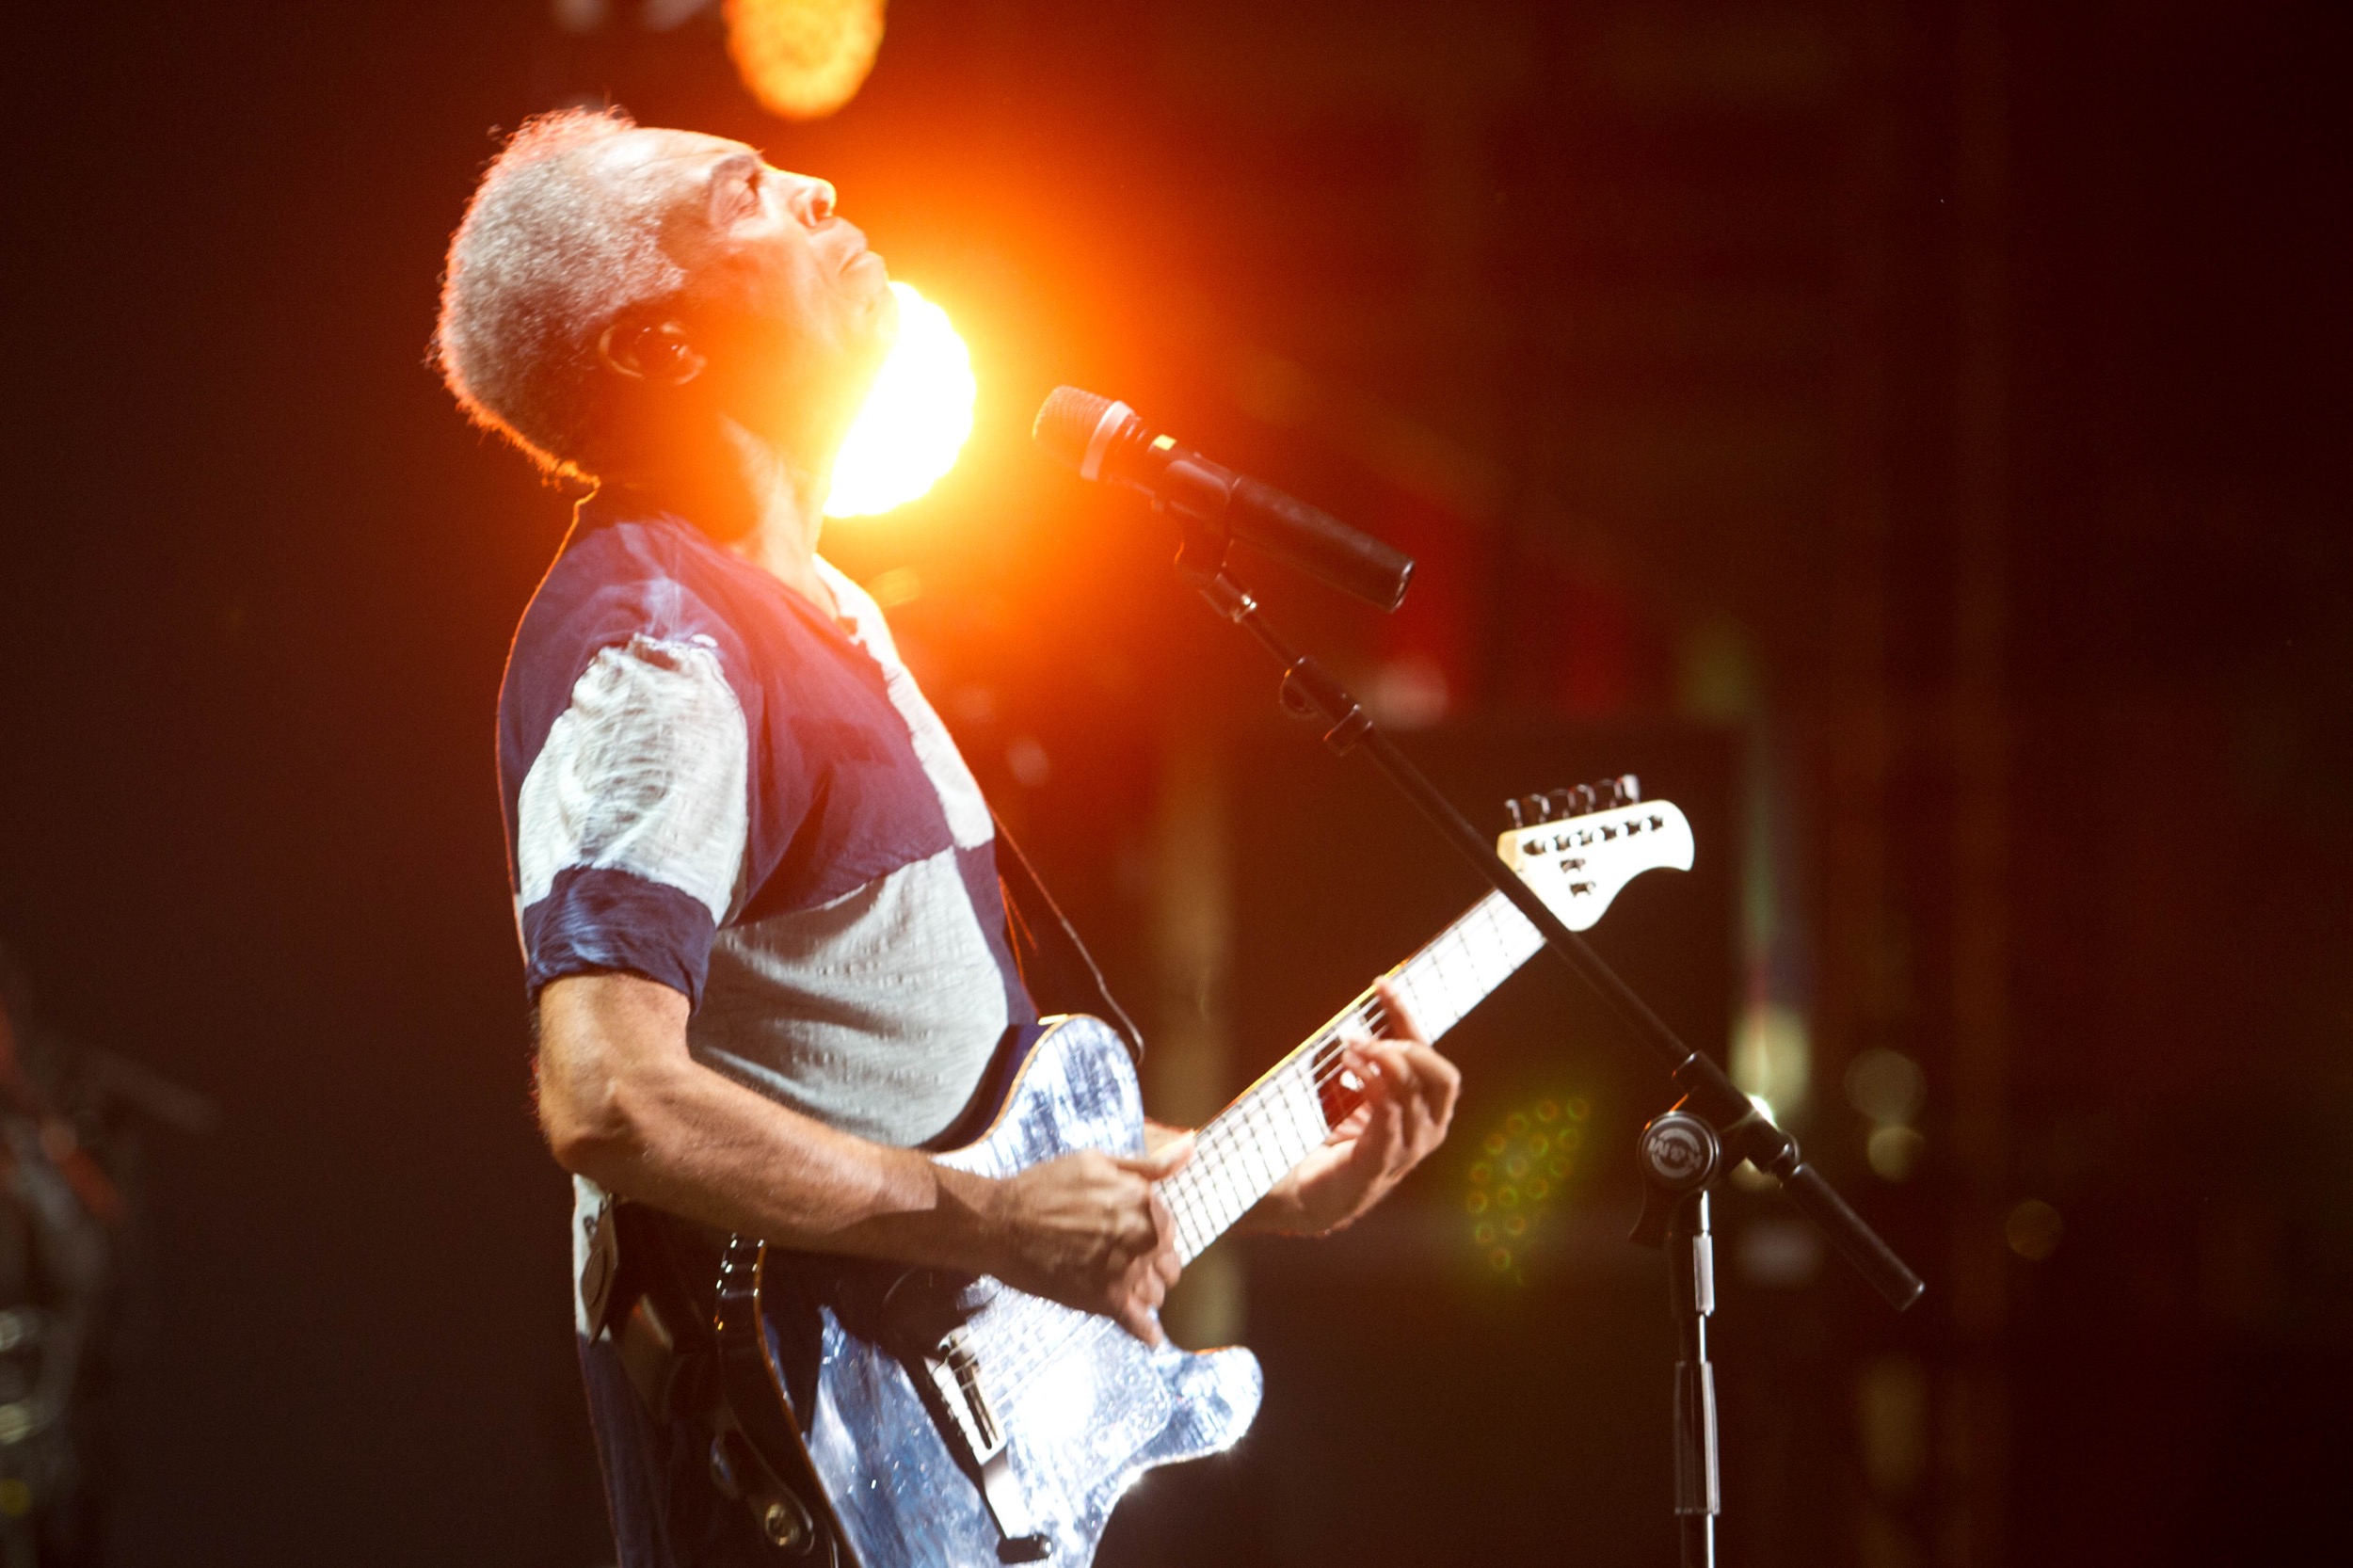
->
xmin=635 ymin=1016 xmax=1261 ymax=1568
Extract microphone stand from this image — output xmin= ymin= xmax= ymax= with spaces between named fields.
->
xmin=1179 ymin=553 xmax=1923 ymax=1568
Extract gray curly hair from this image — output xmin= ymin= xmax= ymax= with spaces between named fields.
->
xmin=435 ymin=107 xmax=686 ymax=481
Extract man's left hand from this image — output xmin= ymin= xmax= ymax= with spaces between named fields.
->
xmin=1248 ymin=979 xmax=1461 ymax=1236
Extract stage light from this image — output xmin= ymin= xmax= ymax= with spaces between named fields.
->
xmin=725 ymin=0 xmax=887 ymax=121
xmin=825 ymin=281 xmax=974 ymax=519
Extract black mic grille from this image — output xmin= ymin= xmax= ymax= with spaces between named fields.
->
xmin=1032 ymin=386 xmax=1115 ymax=472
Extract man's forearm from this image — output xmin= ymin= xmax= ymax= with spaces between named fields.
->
xmin=536 ymin=972 xmax=1196 ymax=1341
xmin=536 ymin=973 xmax=1004 ymax=1273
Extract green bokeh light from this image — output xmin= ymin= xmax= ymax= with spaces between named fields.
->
xmin=1463 ymin=1093 xmax=1593 ymax=1281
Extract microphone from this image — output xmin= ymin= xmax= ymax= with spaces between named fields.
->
xmin=1032 ymin=386 xmax=1415 ymax=613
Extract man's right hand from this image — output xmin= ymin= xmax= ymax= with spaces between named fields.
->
xmin=976 ymin=1139 xmax=1192 ymax=1345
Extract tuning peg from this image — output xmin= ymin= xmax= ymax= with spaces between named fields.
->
xmin=1504 ymin=798 xmax=1526 ymax=829
xmin=1614 ymin=774 xmax=1641 ymax=805
xmin=1519 ymin=793 xmax=1554 ymax=825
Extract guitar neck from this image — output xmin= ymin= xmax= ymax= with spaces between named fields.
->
xmin=1158 ymin=889 xmax=1544 ymax=1264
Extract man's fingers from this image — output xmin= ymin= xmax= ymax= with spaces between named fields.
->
xmin=1149 ymin=1190 xmax=1180 ymax=1251
xmin=1358 ymin=1035 xmax=1460 ymax=1126
xmin=1117 ymin=1132 xmax=1195 ymax=1180
xmin=1418 ymin=1046 xmax=1464 ymax=1124
xmin=1346 ymin=1092 xmax=1408 ymax=1174
xmin=1117 ymin=1252 xmax=1170 ymax=1344
xmin=1357 ymin=1038 xmax=1421 ymax=1101
xmin=1326 ymin=1102 xmax=1373 ymax=1144
xmin=1146 ymin=1188 xmax=1184 ymax=1288
xmin=1373 ymin=977 xmax=1430 ymax=1046
xmin=1114 ymin=1298 xmax=1165 ymax=1346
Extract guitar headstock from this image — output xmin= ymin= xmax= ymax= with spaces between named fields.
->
xmin=1497 ymin=776 xmax=1693 ymax=931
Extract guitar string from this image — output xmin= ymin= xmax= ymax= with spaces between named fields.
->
xmin=984 ymin=1021 xmax=1448 ymax=1392
xmin=979 ymin=991 xmax=1417 ymax=1391
xmin=977 ymin=1014 xmax=1374 ymax=1391
xmin=1154 ymin=900 xmax=1523 ymax=1246
xmin=976 ymin=844 xmax=1660 ymax=1388
xmin=976 ymin=888 xmax=1551 ymax=1390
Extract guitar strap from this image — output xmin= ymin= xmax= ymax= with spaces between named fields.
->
xmin=990 ymin=810 xmax=1146 ymax=1064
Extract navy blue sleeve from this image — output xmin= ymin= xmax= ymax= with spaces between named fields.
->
xmin=522 ymin=866 xmax=720 ymax=1006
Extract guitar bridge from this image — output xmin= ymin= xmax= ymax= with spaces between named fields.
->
xmin=928 ymin=1330 xmax=1003 ymax=1458
xmin=924 ymin=1329 xmax=1049 ymax=1560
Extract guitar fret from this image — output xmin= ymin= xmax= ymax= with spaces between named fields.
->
xmin=1206 ymin=1133 xmax=1252 ymax=1226
xmin=1230 ymin=1111 xmax=1273 ymax=1201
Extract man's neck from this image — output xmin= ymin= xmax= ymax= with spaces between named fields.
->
xmin=619 ymin=417 xmax=840 ymax=617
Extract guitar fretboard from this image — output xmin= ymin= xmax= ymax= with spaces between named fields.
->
xmin=1157 ymin=889 xmax=1544 ymax=1263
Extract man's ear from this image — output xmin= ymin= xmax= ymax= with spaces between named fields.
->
xmin=596 ymin=319 xmax=708 ymax=387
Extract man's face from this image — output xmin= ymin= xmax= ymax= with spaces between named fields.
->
xmin=586 ymin=127 xmax=897 ymax=441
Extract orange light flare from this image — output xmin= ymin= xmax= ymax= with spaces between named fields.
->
xmin=824 ymin=280 xmax=977 ymax=520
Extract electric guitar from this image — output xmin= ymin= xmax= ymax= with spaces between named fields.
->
xmin=601 ymin=780 xmax=1693 ymax=1565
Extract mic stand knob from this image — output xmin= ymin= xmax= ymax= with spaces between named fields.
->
xmin=1636 ymin=1109 xmax=1722 ymax=1568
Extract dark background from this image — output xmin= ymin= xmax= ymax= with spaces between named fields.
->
xmin=6 ymin=1 xmax=2349 ymax=1563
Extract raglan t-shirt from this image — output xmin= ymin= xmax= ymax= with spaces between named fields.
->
xmin=496 ymin=490 xmax=1035 ymax=1150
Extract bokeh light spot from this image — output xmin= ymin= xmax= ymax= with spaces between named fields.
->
xmin=1848 ymin=1048 xmax=1928 ymax=1127
xmin=1867 ymin=1124 xmax=1926 ymax=1181
xmin=2005 ymin=1198 xmax=2064 ymax=1260
xmin=1463 ymin=1092 xmax=1593 ymax=1281
xmin=726 ymin=0 xmax=888 ymax=122
xmin=824 ymin=281 xmax=975 ymax=519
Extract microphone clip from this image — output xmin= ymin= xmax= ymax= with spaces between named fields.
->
xmin=1155 ymin=456 xmax=1236 ymax=584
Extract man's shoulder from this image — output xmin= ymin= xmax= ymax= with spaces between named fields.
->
xmin=521 ymin=505 xmax=704 ymax=642
xmin=499 ymin=504 xmax=745 ymax=763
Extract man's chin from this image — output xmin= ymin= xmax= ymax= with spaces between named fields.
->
xmin=862 ymin=279 xmax=904 ymax=357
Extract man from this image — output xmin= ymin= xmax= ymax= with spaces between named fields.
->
xmin=435 ymin=108 xmax=1460 ymax=1561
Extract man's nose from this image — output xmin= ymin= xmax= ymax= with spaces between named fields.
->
xmin=783 ymin=174 xmax=837 ymax=228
